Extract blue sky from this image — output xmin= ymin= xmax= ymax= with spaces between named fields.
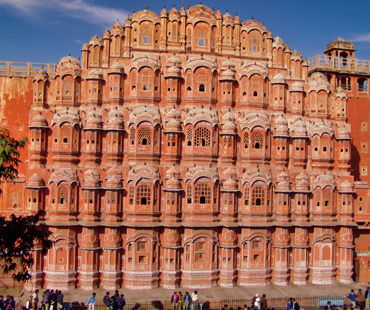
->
xmin=0 ymin=0 xmax=370 ymax=64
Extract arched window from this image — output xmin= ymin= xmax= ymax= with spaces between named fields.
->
xmin=199 ymin=84 xmax=205 ymax=92
xmin=243 ymin=132 xmax=249 ymax=149
xmin=129 ymin=185 xmax=134 ymax=205
xmin=136 ymin=185 xmax=151 ymax=205
xmin=252 ymin=186 xmax=265 ymax=206
xmin=195 ymin=127 xmax=210 ymax=147
xmin=252 ymin=132 xmax=263 ymax=149
xmin=195 ymin=183 xmax=211 ymax=204
xmin=187 ymin=185 xmax=192 ymax=203
xmin=187 ymin=128 xmax=193 ymax=146
xmin=244 ymin=187 xmax=250 ymax=205
xmin=323 ymin=188 xmax=332 ymax=207
xmin=58 ymin=185 xmax=68 ymax=205
xmin=138 ymin=128 xmax=151 ymax=145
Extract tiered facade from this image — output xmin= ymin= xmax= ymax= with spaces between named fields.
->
xmin=8 ymin=4 xmax=363 ymax=290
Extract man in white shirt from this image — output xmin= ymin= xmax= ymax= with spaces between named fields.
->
xmin=191 ymin=291 xmax=198 ymax=310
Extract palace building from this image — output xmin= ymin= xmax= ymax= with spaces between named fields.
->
xmin=1 ymin=3 xmax=370 ymax=290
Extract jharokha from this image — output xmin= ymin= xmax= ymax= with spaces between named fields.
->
xmin=2 ymin=3 xmax=370 ymax=291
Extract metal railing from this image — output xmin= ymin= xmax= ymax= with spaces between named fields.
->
xmin=308 ymin=55 xmax=370 ymax=74
xmin=0 ymin=61 xmax=56 ymax=78
xmin=68 ymin=296 xmax=348 ymax=310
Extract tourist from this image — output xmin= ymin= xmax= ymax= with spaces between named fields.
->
xmin=292 ymin=298 xmax=300 ymax=310
xmin=324 ymin=301 xmax=332 ymax=310
xmin=358 ymin=289 xmax=365 ymax=310
xmin=25 ymin=296 xmax=32 ymax=310
xmin=286 ymin=298 xmax=293 ymax=310
xmin=191 ymin=291 xmax=198 ymax=310
xmin=171 ymin=292 xmax=179 ymax=310
xmin=118 ymin=294 xmax=126 ymax=310
xmin=254 ymin=296 xmax=261 ymax=310
xmin=57 ymin=291 xmax=64 ymax=310
xmin=31 ymin=290 xmax=39 ymax=310
xmin=260 ymin=294 xmax=267 ymax=310
xmin=177 ymin=292 xmax=184 ymax=310
xmin=103 ymin=292 xmax=111 ymax=310
xmin=365 ymin=287 xmax=370 ymax=310
xmin=243 ymin=305 xmax=249 ymax=310
xmin=0 ymin=295 xmax=4 ymax=310
xmin=114 ymin=291 xmax=120 ymax=310
xmin=184 ymin=292 xmax=191 ymax=310
xmin=348 ymin=289 xmax=357 ymax=310
xmin=86 ymin=293 xmax=96 ymax=310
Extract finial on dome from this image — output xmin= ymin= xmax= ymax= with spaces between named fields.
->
xmin=41 ymin=64 xmax=44 ymax=69
xmin=68 ymin=51 xmax=71 ymax=56
xmin=188 ymin=4 xmax=190 ymax=9
xmin=117 ymin=18 xmax=119 ymax=22
xmin=78 ymin=55 xmax=80 ymax=61
xmin=182 ymin=1 xmax=184 ymax=7
xmin=200 ymin=0 xmax=202 ymax=4
xmin=226 ymin=9 xmax=228 ymax=12
xmin=236 ymin=12 xmax=238 ymax=16
xmin=133 ymin=9 xmax=135 ymax=13
xmin=173 ymin=3 xmax=175 ymax=7
xmin=263 ymin=21 xmax=265 ymax=25
xmin=212 ymin=7 xmax=214 ymax=12
xmin=252 ymin=14 xmax=254 ymax=20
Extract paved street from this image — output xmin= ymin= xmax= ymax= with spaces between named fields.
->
xmin=0 ymin=282 xmax=366 ymax=305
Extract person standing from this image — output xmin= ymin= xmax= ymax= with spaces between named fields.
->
xmin=365 ymin=287 xmax=370 ymax=310
xmin=358 ymin=289 xmax=365 ymax=310
xmin=191 ymin=291 xmax=198 ymax=310
xmin=103 ymin=292 xmax=111 ymax=310
xmin=31 ymin=290 xmax=39 ymax=310
xmin=348 ymin=290 xmax=357 ymax=310
xmin=86 ymin=293 xmax=96 ymax=310
xmin=260 ymin=294 xmax=267 ymax=310
xmin=286 ymin=298 xmax=293 ymax=310
xmin=57 ymin=291 xmax=64 ymax=310
xmin=177 ymin=292 xmax=184 ymax=310
xmin=171 ymin=292 xmax=178 ymax=310
xmin=292 ymin=298 xmax=300 ymax=310
xmin=184 ymin=292 xmax=191 ymax=310
xmin=254 ymin=297 xmax=260 ymax=310
xmin=0 ymin=295 xmax=4 ymax=310
xmin=118 ymin=294 xmax=126 ymax=310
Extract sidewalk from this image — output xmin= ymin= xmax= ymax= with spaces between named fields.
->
xmin=0 ymin=282 xmax=365 ymax=305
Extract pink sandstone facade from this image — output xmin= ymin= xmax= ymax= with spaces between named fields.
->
xmin=2 ymin=4 xmax=370 ymax=290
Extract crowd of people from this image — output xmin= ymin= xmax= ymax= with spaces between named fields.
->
xmin=346 ymin=288 xmax=370 ymax=310
xmin=87 ymin=290 xmax=126 ymax=310
xmin=23 ymin=289 xmax=64 ymax=310
xmin=0 ymin=295 xmax=16 ymax=310
xmin=171 ymin=291 xmax=199 ymax=310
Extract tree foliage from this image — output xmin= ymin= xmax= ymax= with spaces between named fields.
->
xmin=0 ymin=129 xmax=52 ymax=282
xmin=0 ymin=210 xmax=53 ymax=282
xmin=0 ymin=128 xmax=27 ymax=180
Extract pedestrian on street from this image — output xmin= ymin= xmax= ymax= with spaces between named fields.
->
xmin=103 ymin=292 xmax=111 ymax=310
xmin=260 ymin=294 xmax=267 ymax=310
xmin=118 ymin=294 xmax=126 ymax=310
xmin=31 ymin=290 xmax=39 ymax=310
xmin=86 ymin=293 xmax=96 ymax=310
xmin=184 ymin=292 xmax=191 ymax=310
xmin=365 ymin=287 xmax=370 ymax=310
xmin=348 ymin=289 xmax=357 ymax=310
xmin=287 ymin=298 xmax=293 ymax=310
xmin=358 ymin=289 xmax=365 ymax=310
xmin=171 ymin=292 xmax=179 ymax=310
xmin=177 ymin=292 xmax=184 ymax=310
xmin=191 ymin=291 xmax=198 ymax=310
xmin=57 ymin=291 xmax=64 ymax=310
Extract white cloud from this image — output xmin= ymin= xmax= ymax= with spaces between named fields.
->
xmin=351 ymin=33 xmax=370 ymax=43
xmin=0 ymin=0 xmax=129 ymax=26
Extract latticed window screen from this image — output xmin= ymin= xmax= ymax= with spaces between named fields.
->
xmin=171 ymin=192 xmax=176 ymax=205
xmin=187 ymin=128 xmax=193 ymax=142
xmin=137 ymin=185 xmax=151 ymax=205
xmin=58 ymin=185 xmax=69 ymax=204
xmin=139 ymin=72 xmax=152 ymax=91
xmin=195 ymin=183 xmax=211 ymax=204
xmin=138 ymin=128 xmax=151 ymax=145
xmin=228 ymin=136 xmax=233 ymax=147
xmin=51 ymin=187 xmax=56 ymax=203
xmin=129 ymin=185 xmax=134 ymax=204
xmin=154 ymin=127 xmax=159 ymax=146
xmin=252 ymin=186 xmax=265 ymax=206
xmin=32 ymin=190 xmax=38 ymax=201
xmin=252 ymin=132 xmax=263 ymax=149
xmin=112 ymin=192 xmax=117 ymax=204
xmin=187 ymin=185 xmax=192 ymax=202
xmin=323 ymin=189 xmax=332 ymax=206
xmin=195 ymin=127 xmax=211 ymax=147
xmin=244 ymin=187 xmax=250 ymax=205
xmin=249 ymin=35 xmax=260 ymax=52
xmin=244 ymin=132 xmax=249 ymax=148
xmin=141 ymin=27 xmax=152 ymax=44
xmin=131 ymin=72 xmax=137 ymax=87
xmin=130 ymin=128 xmax=135 ymax=144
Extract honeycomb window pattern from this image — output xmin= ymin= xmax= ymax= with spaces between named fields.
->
xmin=252 ymin=132 xmax=263 ymax=149
xmin=195 ymin=183 xmax=211 ymax=204
xmin=244 ymin=132 xmax=249 ymax=148
xmin=58 ymin=185 xmax=69 ymax=204
xmin=137 ymin=185 xmax=151 ymax=205
xmin=252 ymin=186 xmax=265 ymax=206
xmin=195 ymin=127 xmax=211 ymax=147
xmin=138 ymin=128 xmax=152 ymax=145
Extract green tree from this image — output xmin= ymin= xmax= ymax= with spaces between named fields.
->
xmin=0 ymin=128 xmax=52 ymax=282
xmin=0 ymin=128 xmax=27 ymax=180
xmin=0 ymin=211 xmax=52 ymax=282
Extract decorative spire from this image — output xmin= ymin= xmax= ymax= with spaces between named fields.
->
xmin=68 ymin=51 xmax=71 ymax=56
xmin=145 ymin=4 xmax=148 ymax=10
xmin=252 ymin=14 xmax=254 ymax=20
xmin=117 ymin=18 xmax=119 ymax=22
